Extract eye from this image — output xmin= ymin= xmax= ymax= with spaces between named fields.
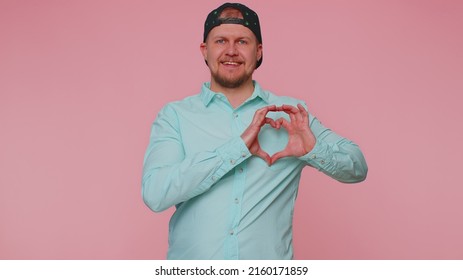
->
xmin=215 ymin=39 xmax=225 ymax=44
xmin=238 ymin=39 xmax=248 ymax=45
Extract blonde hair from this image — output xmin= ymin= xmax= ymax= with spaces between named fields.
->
xmin=219 ymin=8 xmax=244 ymax=19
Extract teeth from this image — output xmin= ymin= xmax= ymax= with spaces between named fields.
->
xmin=223 ymin=62 xmax=239 ymax=65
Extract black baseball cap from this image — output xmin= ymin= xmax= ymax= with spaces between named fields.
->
xmin=203 ymin=3 xmax=263 ymax=68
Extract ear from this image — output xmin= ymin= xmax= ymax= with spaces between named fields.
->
xmin=256 ymin=43 xmax=263 ymax=61
xmin=200 ymin=42 xmax=207 ymax=60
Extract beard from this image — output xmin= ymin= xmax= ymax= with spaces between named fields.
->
xmin=210 ymin=66 xmax=254 ymax=89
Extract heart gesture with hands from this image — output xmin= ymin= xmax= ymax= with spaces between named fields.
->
xmin=241 ymin=104 xmax=316 ymax=166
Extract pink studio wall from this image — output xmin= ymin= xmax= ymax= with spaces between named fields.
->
xmin=1 ymin=0 xmax=462 ymax=259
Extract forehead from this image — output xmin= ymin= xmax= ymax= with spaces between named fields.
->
xmin=207 ymin=24 xmax=257 ymax=41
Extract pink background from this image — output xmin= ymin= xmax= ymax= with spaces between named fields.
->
xmin=1 ymin=0 xmax=462 ymax=259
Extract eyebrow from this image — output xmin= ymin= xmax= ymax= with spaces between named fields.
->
xmin=211 ymin=35 xmax=253 ymax=41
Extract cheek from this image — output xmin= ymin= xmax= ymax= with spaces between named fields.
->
xmin=208 ymin=49 xmax=222 ymax=62
xmin=244 ymin=47 xmax=259 ymax=59
xmin=244 ymin=51 xmax=259 ymax=66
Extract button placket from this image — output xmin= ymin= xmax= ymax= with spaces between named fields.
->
xmin=226 ymin=108 xmax=246 ymax=259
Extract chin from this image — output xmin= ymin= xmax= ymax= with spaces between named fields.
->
xmin=212 ymin=71 xmax=252 ymax=88
xmin=215 ymin=75 xmax=247 ymax=88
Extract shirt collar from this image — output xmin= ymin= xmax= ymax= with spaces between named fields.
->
xmin=200 ymin=81 xmax=270 ymax=107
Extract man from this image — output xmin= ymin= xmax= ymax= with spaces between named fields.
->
xmin=142 ymin=3 xmax=367 ymax=260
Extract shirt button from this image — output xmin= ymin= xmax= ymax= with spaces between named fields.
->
xmin=233 ymin=113 xmax=239 ymax=118
xmin=320 ymin=160 xmax=325 ymax=164
xmin=238 ymin=167 xmax=243 ymax=173
xmin=311 ymin=154 xmax=317 ymax=159
xmin=229 ymin=230 xmax=234 ymax=235
xmin=230 ymin=159 xmax=236 ymax=165
xmin=241 ymin=152 xmax=247 ymax=158
xmin=212 ymin=176 xmax=217 ymax=181
xmin=234 ymin=198 xmax=239 ymax=204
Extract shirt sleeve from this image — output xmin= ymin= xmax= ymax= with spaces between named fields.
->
xmin=298 ymin=111 xmax=368 ymax=183
xmin=141 ymin=104 xmax=251 ymax=212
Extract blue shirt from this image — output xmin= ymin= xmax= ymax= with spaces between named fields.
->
xmin=142 ymin=81 xmax=367 ymax=259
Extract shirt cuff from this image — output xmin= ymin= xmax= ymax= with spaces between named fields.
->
xmin=298 ymin=139 xmax=335 ymax=170
xmin=213 ymin=137 xmax=251 ymax=179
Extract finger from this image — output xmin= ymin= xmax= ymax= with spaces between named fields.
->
xmin=252 ymin=108 xmax=269 ymax=126
xmin=256 ymin=149 xmax=272 ymax=166
xmin=280 ymin=104 xmax=298 ymax=123
xmin=266 ymin=104 xmax=278 ymax=111
xmin=253 ymin=105 xmax=277 ymax=125
xmin=276 ymin=117 xmax=291 ymax=130
xmin=270 ymin=150 xmax=290 ymax=165
xmin=264 ymin=117 xmax=278 ymax=128
xmin=290 ymin=104 xmax=303 ymax=123
xmin=297 ymin=103 xmax=307 ymax=114
xmin=255 ymin=106 xmax=269 ymax=118
xmin=297 ymin=103 xmax=309 ymax=124
xmin=258 ymin=105 xmax=277 ymax=115
xmin=274 ymin=105 xmax=284 ymax=111
xmin=280 ymin=104 xmax=299 ymax=114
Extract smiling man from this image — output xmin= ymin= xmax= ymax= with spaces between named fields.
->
xmin=142 ymin=3 xmax=368 ymax=260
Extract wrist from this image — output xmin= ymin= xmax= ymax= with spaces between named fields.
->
xmin=303 ymin=134 xmax=316 ymax=154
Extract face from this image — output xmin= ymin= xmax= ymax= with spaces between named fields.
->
xmin=200 ymin=24 xmax=262 ymax=89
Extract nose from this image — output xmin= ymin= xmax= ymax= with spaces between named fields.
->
xmin=225 ymin=42 xmax=238 ymax=56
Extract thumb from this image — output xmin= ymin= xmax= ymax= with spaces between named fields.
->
xmin=255 ymin=149 xmax=272 ymax=166
xmin=270 ymin=150 xmax=290 ymax=165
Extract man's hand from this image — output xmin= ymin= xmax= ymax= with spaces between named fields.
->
xmin=241 ymin=105 xmax=278 ymax=165
xmin=270 ymin=104 xmax=316 ymax=165
xmin=241 ymin=104 xmax=316 ymax=166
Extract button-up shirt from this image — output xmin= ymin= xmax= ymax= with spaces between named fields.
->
xmin=142 ymin=81 xmax=368 ymax=259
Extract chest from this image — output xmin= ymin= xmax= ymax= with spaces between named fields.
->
xmin=176 ymin=108 xmax=289 ymax=157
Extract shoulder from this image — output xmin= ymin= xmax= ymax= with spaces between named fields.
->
xmin=151 ymin=94 xmax=204 ymax=126
xmin=161 ymin=93 xmax=204 ymax=113
xmin=263 ymin=90 xmax=307 ymax=107
xmin=258 ymin=85 xmax=315 ymax=121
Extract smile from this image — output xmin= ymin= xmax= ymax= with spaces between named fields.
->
xmin=222 ymin=61 xmax=241 ymax=65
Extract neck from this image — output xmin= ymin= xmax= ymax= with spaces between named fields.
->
xmin=210 ymin=79 xmax=255 ymax=108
